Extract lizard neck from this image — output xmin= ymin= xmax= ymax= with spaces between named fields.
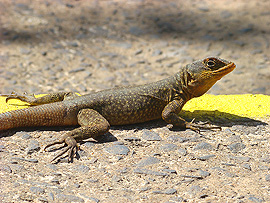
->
xmin=173 ymin=70 xmax=193 ymax=102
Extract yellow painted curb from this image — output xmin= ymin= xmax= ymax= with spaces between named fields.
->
xmin=182 ymin=94 xmax=270 ymax=120
xmin=0 ymin=94 xmax=269 ymax=119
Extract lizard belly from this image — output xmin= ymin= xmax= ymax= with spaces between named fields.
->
xmin=100 ymin=100 xmax=167 ymax=125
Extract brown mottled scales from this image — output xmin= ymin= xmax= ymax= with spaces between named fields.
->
xmin=0 ymin=57 xmax=236 ymax=162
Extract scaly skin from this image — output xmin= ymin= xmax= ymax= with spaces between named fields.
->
xmin=0 ymin=57 xmax=236 ymax=162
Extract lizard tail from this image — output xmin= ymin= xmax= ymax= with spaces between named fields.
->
xmin=0 ymin=103 xmax=75 ymax=131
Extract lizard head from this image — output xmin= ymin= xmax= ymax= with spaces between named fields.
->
xmin=184 ymin=57 xmax=236 ymax=98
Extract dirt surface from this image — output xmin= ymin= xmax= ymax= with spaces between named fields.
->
xmin=0 ymin=0 xmax=270 ymax=202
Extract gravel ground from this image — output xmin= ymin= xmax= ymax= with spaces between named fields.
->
xmin=0 ymin=0 xmax=269 ymax=202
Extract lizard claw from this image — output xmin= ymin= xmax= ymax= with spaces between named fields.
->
xmin=186 ymin=119 xmax=221 ymax=133
xmin=44 ymin=134 xmax=78 ymax=163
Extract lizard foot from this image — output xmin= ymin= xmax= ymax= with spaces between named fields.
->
xmin=2 ymin=91 xmax=36 ymax=104
xmin=44 ymin=134 xmax=78 ymax=163
xmin=186 ymin=119 xmax=221 ymax=133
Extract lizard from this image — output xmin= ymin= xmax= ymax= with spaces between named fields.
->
xmin=0 ymin=57 xmax=236 ymax=162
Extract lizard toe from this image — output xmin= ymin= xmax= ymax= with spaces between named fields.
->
xmin=45 ymin=134 xmax=78 ymax=163
xmin=186 ymin=121 xmax=221 ymax=133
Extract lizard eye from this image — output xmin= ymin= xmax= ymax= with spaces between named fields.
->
xmin=206 ymin=59 xmax=215 ymax=67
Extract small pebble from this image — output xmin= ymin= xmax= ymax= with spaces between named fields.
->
xmin=163 ymin=188 xmax=177 ymax=195
xmin=177 ymin=148 xmax=187 ymax=156
xmin=248 ymin=196 xmax=264 ymax=203
xmin=0 ymin=164 xmax=12 ymax=173
xmin=193 ymin=142 xmax=213 ymax=150
xmin=72 ymin=165 xmax=90 ymax=173
xmin=265 ymin=174 xmax=270 ymax=181
xmin=20 ymin=48 xmax=31 ymax=55
xmin=198 ymin=170 xmax=211 ymax=177
xmin=160 ymin=144 xmax=178 ymax=152
xmin=142 ymin=130 xmax=162 ymax=141
xmin=56 ymin=194 xmax=84 ymax=202
xmin=27 ymin=140 xmax=40 ymax=154
xmin=134 ymin=168 xmax=168 ymax=176
xmin=136 ymin=157 xmax=160 ymax=167
xmin=242 ymin=163 xmax=252 ymax=170
xmin=197 ymin=154 xmax=215 ymax=161
xmin=30 ymin=186 xmax=45 ymax=194
xmin=166 ymin=135 xmax=189 ymax=143
xmin=162 ymin=168 xmax=177 ymax=174
xmin=104 ymin=145 xmax=129 ymax=155
xmin=227 ymin=143 xmax=246 ymax=152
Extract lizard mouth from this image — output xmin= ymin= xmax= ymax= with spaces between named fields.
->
xmin=213 ymin=61 xmax=236 ymax=78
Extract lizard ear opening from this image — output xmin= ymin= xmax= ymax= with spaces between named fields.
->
xmin=186 ymin=70 xmax=195 ymax=85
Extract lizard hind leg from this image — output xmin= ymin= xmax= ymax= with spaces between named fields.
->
xmin=45 ymin=109 xmax=110 ymax=163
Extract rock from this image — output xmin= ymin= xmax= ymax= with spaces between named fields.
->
xmin=163 ymin=188 xmax=177 ymax=195
xmin=242 ymin=163 xmax=252 ymax=170
xmin=162 ymin=168 xmax=177 ymax=174
xmin=188 ymin=185 xmax=202 ymax=196
xmin=227 ymin=143 xmax=246 ymax=152
xmin=83 ymin=142 xmax=95 ymax=148
xmin=193 ymin=142 xmax=213 ymax=150
xmin=134 ymin=168 xmax=168 ymax=176
xmin=72 ymin=165 xmax=90 ymax=173
xmin=197 ymin=154 xmax=215 ymax=161
xmin=18 ymin=132 xmax=32 ymax=139
xmin=104 ymin=145 xmax=129 ymax=155
xmin=220 ymin=10 xmax=232 ymax=18
xmin=170 ymin=197 xmax=185 ymax=202
xmin=166 ymin=135 xmax=189 ymax=143
xmin=27 ymin=140 xmax=40 ymax=154
xmin=0 ymin=164 xmax=12 ymax=173
xmin=20 ymin=48 xmax=31 ymax=55
xmin=230 ymin=156 xmax=250 ymax=162
xmin=56 ymin=194 xmax=84 ymax=202
xmin=198 ymin=170 xmax=211 ymax=177
xmin=134 ymin=49 xmax=143 ymax=55
xmin=239 ymin=26 xmax=253 ymax=33
xmin=265 ymin=174 xmax=270 ymax=181
xmin=112 ymin=175 xmax=122 ymax=182
xmin=38 ymin=197 xmax=48 ymax=202
xmin=129 ymin=26 xmax=145 ymax=36
xmin=66 ymin=41 xmax=79 ymax=47
xmin=248 ymin=196 xmax=264 ymax=203
xmin=160 ymin=144 xmax=178 ymax=152
xmin=152 ymin=49 xmax=163 ymax=56
xmin=226 ymin=135 xmax=242 ymax=144
xmin=26 ymin=159 xmax=38 ymax=163
xmin=0 ymin=145 xmax=5 ymax=152
xmin=142 ymin=130 xmax=162 ymax=141
xmin=30 ymin=186 xmax=45 ymax=194
xmin=19 ymin=194 xmax=35 ymax=202
xmin=110 ymin=42 xmax=132 ymax=49
xmin=69 ymin=67 xmax=85 ymax=73
xmin=198 ymin=5 xmax=209 ymax=12
xmin=136 ymin=157 xmax=160 ymax=167
xmin=177 ymin=148 xmax=187 ymax=156
xmin=225 ymin=172 xmax=239 ymax=178
xmin=251 ymin=49 xmax=263 ymax=54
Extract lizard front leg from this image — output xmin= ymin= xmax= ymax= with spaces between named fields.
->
xmin=2 ymin=91 xmax=78 ymax=105
xmin=45 ymin=109 xmax=110 ymax=162
xmin=162 ymin=99 xmax=221 ymax=132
